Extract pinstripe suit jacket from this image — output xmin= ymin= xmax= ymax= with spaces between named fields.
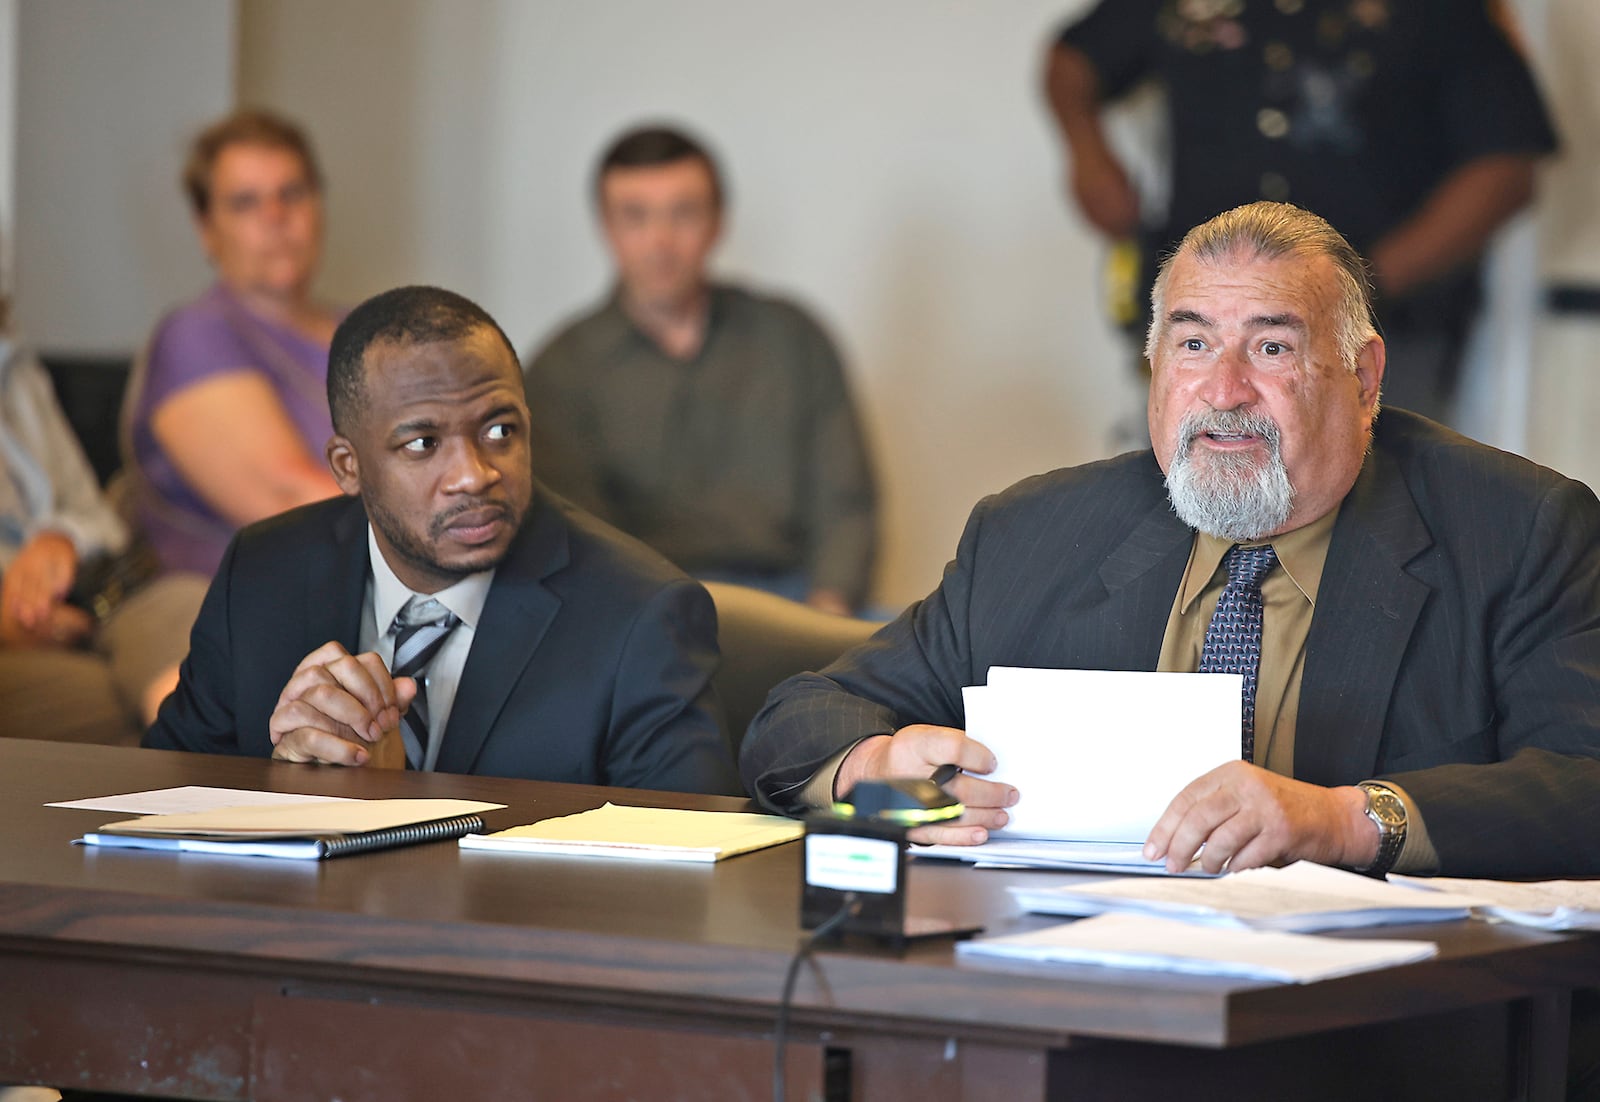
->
xmin=741 ymin=410 xmax=1600 ymax=877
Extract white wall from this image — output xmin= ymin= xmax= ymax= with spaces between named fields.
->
xmin=11 ymin=0 xmax=234 ymax=352
xmin=1524 ymin=0 xmax=1600 ymax=492
xmin=0 ymin=0 xmax=16 ymax=293
xmin=15 ymin=1 xmax=1582 ymax=604
xmin=1535 ymin=0 xmax=1600 ymax=288
xmin=239 ymin=0 xmax=1123 ymax=606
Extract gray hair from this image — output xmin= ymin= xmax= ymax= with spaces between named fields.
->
xmin=1144 ymin=202 xmax=1377 ymax=372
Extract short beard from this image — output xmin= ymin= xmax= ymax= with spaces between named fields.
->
xmin=365 ymin=495 xmax=522 ymax=590
xmin=1164 ymin=409 xmax=1294 ymax=542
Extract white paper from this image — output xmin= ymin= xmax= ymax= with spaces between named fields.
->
xmin=1394 ymin=875 xmax=1600 ymax=931
xmin=917 ymin=838 xmax=1210 ymax=876
xmin=963 ymin=667 xmax=1241 ymax=842
xmin=956 ymin=912 xmax=1439 ymax=984
xmin=48 ymin=786 xmax=358 ymax=815
xmin=1012 ymin=861 xmax=1486 ymax=931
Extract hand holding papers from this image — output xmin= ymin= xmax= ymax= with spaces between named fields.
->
xmin=972 ymin=667 xmax=1244 ymax=840
xmin=919 ymin=668 xmax=1240 ymax=873
xmin=834 ymin=724 xmax=1012 ymax=847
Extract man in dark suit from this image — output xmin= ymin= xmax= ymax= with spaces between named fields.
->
xmin=145 ymin=285 xmax=738 ymax=795
xmin=742 ymin=201 xmax=1600 ymax=879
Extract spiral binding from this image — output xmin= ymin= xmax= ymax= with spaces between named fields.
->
xmin=316 ymin=814 xmax=487 ymax=858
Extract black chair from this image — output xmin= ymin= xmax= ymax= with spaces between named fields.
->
xmin=39 ymin=353 xmax=133 ymax=487
xmin=703 ymin=581 xmax=879 ymax=755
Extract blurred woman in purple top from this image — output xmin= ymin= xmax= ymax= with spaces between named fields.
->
xmin=125 ymin=109 xmax=344 ymax=577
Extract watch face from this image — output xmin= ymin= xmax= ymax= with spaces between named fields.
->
xmin=1367 ymin=788 xmax=1406 ymax=829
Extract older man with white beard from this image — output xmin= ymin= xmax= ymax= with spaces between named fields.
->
xmin=739 ymin=201 xmax=1600 ymax=883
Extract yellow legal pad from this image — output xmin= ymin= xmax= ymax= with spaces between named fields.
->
xmin=458 ymin=802 xmax=803 ymax=863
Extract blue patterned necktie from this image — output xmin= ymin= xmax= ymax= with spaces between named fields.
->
xmin=1198 ymin=544 xmax=1279 ymax=763
xmin=389 ymin=596 xmax=461 ymax=770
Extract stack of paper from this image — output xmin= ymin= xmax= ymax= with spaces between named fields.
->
xmin=1395 ymin=875 xmax=1600 ymax=931
xmin=459 ymin=802 xmax=803 ymax=863
xmin=918 ymin=666 xmax=1241 ymax=874
xmin=918 ymin=837 xmax=1212 ymax=875
xmin=1010 ymin=861 xmax=1485 ymax=932
xmin=957 ymin=912 xmax=1439 ymax=984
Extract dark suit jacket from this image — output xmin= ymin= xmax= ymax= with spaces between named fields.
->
xmin=145 ymin=489 xmax=740 ymax=795
xmin=741 ymin=411 xmax=1600 ymax=876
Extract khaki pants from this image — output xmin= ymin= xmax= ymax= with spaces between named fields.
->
xmin=0 ymin=572 xmax=206 ymax=744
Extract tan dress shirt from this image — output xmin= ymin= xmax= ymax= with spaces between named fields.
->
xmin=1156 ymin=511 xmax=1337 ymax=776
xmin=1158 ymin=510 xmax=1437 ymax=873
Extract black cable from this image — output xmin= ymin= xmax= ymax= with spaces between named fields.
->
xmin=773 ymin=894 xmax=858 ymax=1102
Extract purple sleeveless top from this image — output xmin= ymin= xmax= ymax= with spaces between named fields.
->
xmin=128 ymin=284 xmax=336 ymax=576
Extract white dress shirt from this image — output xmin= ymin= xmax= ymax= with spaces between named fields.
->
xmin=357 ymin=525 xmax=494 ymax=771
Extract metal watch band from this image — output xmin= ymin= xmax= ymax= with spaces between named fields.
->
xmin=1357 ymin=781 xmax=1407 ymax=878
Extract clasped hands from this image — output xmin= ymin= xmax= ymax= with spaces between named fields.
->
xmin=837 ymin=724 xmax=1379 ymax=873
xmin=268 ymin=641 xmax=416 ymax=766
xmin=0 ymin=531 xmax=94 ymax=648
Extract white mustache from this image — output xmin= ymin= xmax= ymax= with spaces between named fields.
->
xmin=1176 ymin=409 xmax=1282 ymax=455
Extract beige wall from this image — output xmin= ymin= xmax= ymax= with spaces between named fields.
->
xmin=11 ymin=0 xmax=234 ymax=350
xmin=238 ymin=0 xmax=1129 ymax=607
xmin=1525 ymin=0 xmax=1600 ymax=491
xmin=7 ymin=1 xmax=1588 ymax=605
xmin=1536 ymin=0 xmax=1600 ymax=287
xmin=0 ymin=0 xmax=15 ymax=289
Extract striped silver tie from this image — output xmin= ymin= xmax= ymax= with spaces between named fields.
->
xmin=389 ymin=596 xmax=461 ymax=769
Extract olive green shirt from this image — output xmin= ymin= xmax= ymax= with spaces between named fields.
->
xmin=524 ymin=285 xmax=877 ymax=606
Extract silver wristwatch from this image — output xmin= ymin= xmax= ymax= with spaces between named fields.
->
xmin=1356 ymin=781 xmax=1407 ymax=878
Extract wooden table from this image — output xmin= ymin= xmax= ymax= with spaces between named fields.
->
xmin=0 ymin=738 xmax=1594 ymax=1101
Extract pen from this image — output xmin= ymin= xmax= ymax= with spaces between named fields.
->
xmin=930 ymin=763 xmax=961 ymax=787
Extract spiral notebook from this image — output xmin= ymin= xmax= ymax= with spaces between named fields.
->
xmin=77 ymin=797 xmax=504 ymax=860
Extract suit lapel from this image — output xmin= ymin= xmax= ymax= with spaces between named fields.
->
xmin=435 ymin=496 xmax=567 ymax=774
xmin=306 ymin=499 xmax=370 ymax=651
xmin=1296 ymin=447 xmax=1434 ymax=785
xmin=1094 ymin=489 xmax=1195 ymax=670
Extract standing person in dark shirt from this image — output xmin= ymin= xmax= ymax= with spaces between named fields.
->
xmin=1045 ymin=0 xmax=1558 ymax=424
xmin=524 ymin=125 xmax=878 ymax=615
